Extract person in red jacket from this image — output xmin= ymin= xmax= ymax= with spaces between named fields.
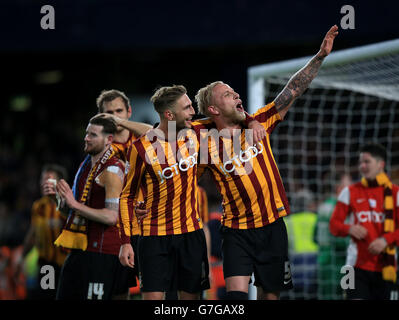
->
xmin=330 ymin=143 xmax=399 ymax=300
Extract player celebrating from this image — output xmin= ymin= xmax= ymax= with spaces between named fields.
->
xmin=193 ymin=25 xmax=339 ymax=300
xmin=118 ymin=85 xmax=210 ymax=300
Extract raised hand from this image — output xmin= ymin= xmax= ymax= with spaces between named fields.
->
xmin=56 ymin=179 xmax=78 ymax=209
xmin=42 ymin=179 xmax=57 ymax=196
xmin=274 ymin=25 xmax=339 ymax=119
xmin=318 ymin=25 xmax=339 ymax=58
xmin=92 ymin=113 xmax=122 ymax=126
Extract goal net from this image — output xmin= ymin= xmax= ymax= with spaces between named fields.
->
xmin=247 ymin=38 xmax=399 ymax=300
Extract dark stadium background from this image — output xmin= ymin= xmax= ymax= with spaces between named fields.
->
xmin=1 ymin=0 xmax=398 ymax=247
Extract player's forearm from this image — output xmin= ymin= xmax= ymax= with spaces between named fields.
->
xmin=288 ymin=53 xmax=324 ymax=97
xmin=274 ymin=25 xmax=337 ymax=119
xmin=274 ymin=53 xmax=324 ymax=118
xmin=119 ymin=119 xmax=152 ymax=136
xmin=72 ymin=201 xmax=118 ymax=226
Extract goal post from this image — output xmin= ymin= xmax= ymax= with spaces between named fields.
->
xmin=247 ymin=38 xmax=399 ymax=300
xmin=248 ymin=38 xmax=399 ymax=109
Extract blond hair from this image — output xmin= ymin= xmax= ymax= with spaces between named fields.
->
xmin=195 ymin=81 xmax=224 ymax=116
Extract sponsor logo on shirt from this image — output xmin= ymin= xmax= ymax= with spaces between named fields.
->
xmin=157 ymin=152 xmax=198 ymax=183
xmin=356 ymin=211 xmax=384 ymax=223
xmin=218 ymin=142 xmax=264 ymax=176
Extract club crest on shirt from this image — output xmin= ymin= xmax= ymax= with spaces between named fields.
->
xmin=368 ymin=199 xmax=377 ymax=208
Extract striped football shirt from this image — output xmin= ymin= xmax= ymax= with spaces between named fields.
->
xmin=119 ymin=128 xmax=202 ymax=240
xmin=193 ymin=101 xmax=290 ymax=229
xmin=112 ymin=131 xmax=138 ymax=163
xmin=112 ymin=132 xmax=142 ymax=236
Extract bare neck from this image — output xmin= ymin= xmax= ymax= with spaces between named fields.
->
xmin=157 ymin=120 xmax=169 ymax=137
xmin=213 ymin=116 xmax=242 ymax=133
xmin=90 ymin=147 xmax=109 ymax=167
xmin=113 ymin=128 xmax=130 ymax=144
xmin=156 ymin=119 xmax=178 ymax=142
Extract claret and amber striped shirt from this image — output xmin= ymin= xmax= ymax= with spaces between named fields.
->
xmin=193 ymin=101 xmax=290 ymax=229
xmin=112 ymin=132 xmax=142 ymax=237
xmin=112 ymin=131 xmax=137 ymax=163
xmin=119 ymin=128 xmax=202 ymax=241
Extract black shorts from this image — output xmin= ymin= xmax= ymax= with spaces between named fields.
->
xmin=131 ymin=235 xmax=140 ymax=275
xmin=137 ymin=229 xmax=210 ymax=294
xmin=221 ymin=218 xmax=293 ymax=292
xmin=113 ymin=235 xmax=140 ymax=295
xmin=56 ymin=250 xmax=125 ymax=300
xmin=345 ymin=267 xmax=390 ymax=300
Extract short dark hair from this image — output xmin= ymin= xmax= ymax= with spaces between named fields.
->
xmin=150 ymin=85 xmax=187 ymax=115
xmin=96 ymin=89 xmax=130 ymax=113
xmin=41 ymin=164 xmax=68 ymax=181
xmin=89 ymin=115 xmax=117 ymax=135
xmin=359 ymin=143 xmax=387 ymax=162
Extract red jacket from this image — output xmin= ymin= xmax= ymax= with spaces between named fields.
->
xmin=330 ymin=182 xmax=399 ymax=272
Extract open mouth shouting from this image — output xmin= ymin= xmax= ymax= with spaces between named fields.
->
xmin=236 ymin=103 xmax=244 ymax=113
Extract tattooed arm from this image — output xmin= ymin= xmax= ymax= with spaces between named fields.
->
xmin=274 ymin=25 xmax=339 ymax=120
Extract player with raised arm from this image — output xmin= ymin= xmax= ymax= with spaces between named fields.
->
xmin=95 ymin=89 xmax=152 ymax=163
xmin=95 ymin=89 xmax=152 ymax=297
xmin=193 ymin=25 xmax=339 ymax=300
